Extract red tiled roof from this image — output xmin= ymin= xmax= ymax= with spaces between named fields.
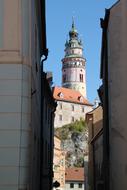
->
xmin=65 ymin=168 xmax=85 ymax=182
xmin=53 ymin=86 xmax=92 ymax=106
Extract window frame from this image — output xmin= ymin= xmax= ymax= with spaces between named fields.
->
xmin=78 ymin=183 xmax=82 ymax=188
xmin=70 ymin=183 xmax=74 ymax=188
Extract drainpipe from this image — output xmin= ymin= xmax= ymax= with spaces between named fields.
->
xmin=41 ymin=49 xmax=48 ymax=73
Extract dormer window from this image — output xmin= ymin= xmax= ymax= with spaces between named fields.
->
xmin=78 ymin=96 xmax=83 ymax=102
xmin=58 ymin=92 xmax=64 ymax=98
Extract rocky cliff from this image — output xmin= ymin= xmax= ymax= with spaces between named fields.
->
xmin=55 ymin=119 xmax=88 ymax=167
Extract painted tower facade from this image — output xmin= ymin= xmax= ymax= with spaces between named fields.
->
xmin=62 ymin=21 xmax=87 ymax=98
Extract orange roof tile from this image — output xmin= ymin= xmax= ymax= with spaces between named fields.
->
xmin=53 ymin=86 xmax=92 ymax=106
xmin=65 ymin=168 xmax=85 ymax=181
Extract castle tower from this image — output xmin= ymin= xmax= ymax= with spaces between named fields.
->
xmin=62 ymin=20 xmax=87 ymax=98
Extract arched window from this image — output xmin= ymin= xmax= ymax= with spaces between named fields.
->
xmin=80 ymin=74 xmax=83 ymax=82
xmin=63 ymin=75 xmax=66 ymax=83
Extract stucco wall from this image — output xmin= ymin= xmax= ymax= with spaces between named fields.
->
xmin=54 ymin=136 xmax=65 ymax=190
xmin=107 ymin=1 xmax=127 ymax=189
xmin=54 ymin=100 xmax=92 ymax=128
xmin=0 ymin=0 xmax=36 ymax=189
xmin=65 ymin=182 xmax=84 ymax=190
xmin=87 ymin=106 xmax=103 ymax=190
xmin=0 ymin=64 xmax=31 ymax=190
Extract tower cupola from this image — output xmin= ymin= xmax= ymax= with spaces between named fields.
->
xmin=69 ymin=19 xmax=78 ymax=39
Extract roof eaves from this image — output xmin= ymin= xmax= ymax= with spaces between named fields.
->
xmin=109 ymin=0 xmax=120 ymax=10
xmin=55 ymin=98 xmax=92 ymax=106
xmin=65 ymin=179 xmax=85 ymax=182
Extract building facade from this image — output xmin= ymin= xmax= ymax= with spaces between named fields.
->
xmin=53 ymin=87 xmax=92 ymax=128
xmin=99 ymin=1 xmax=127 ymax=190
xmin=86 ymin=106 xmax=103 ymax=190
xmin=53 ymin=136 xmax=65 ymax=190
xmin=65 ymin=168 xmax=85 ymax=190
xmin=0 ymin=1 xmax=55 ymax=190
xmin=62 ymin=20 xmax=87 ymax=98
xmin=41 ymin=73 xmax=57 ymax=190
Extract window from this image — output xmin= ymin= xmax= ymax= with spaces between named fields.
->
xmin=59 ymin=103 xmax=62 ymax=109
xmin=78 ymin=183 xmax=82 ymax=188
xmin=80 ymin=74 xmax=83 ymax=82
xmin=71 ymin=105 xmax=74 ymax=111
xmin=70 ymin=183 xmax=74 ymax=188
xmin=82 ymin=107 xmax=84 ymax=113
xmin=59 ymin=115 xmax=62 ymax=121
xmin=58 ymin=92 xmax=64 ymax=98
xmin=63 ymin=75 xmax=66 ymax=83
xmin=71 ymin=117 xmax=74 ymax=122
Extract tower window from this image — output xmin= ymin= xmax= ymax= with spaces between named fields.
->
xmin=80 ymin=74 xmax=83 ymax=82
xmin=63 ymin=75 xmax=66 ymax=83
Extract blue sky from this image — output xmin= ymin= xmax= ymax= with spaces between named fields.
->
xmin=44 ymin=0 xmax=117 ymax=103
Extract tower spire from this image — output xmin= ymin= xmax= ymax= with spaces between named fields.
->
xmin=69 ymin=17 xmax=78 ymax=39
xmin=72 ymin=16 xmax=75 ymax=30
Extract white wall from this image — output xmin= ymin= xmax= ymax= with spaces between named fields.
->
xmin=65 ymin=182 xmax=84 ymax=190
xmin=54 ymin=100 xmax=92 ymax=128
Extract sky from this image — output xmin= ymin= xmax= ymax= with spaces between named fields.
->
xmin=44 ymin=0 xmax=117 ymax=103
